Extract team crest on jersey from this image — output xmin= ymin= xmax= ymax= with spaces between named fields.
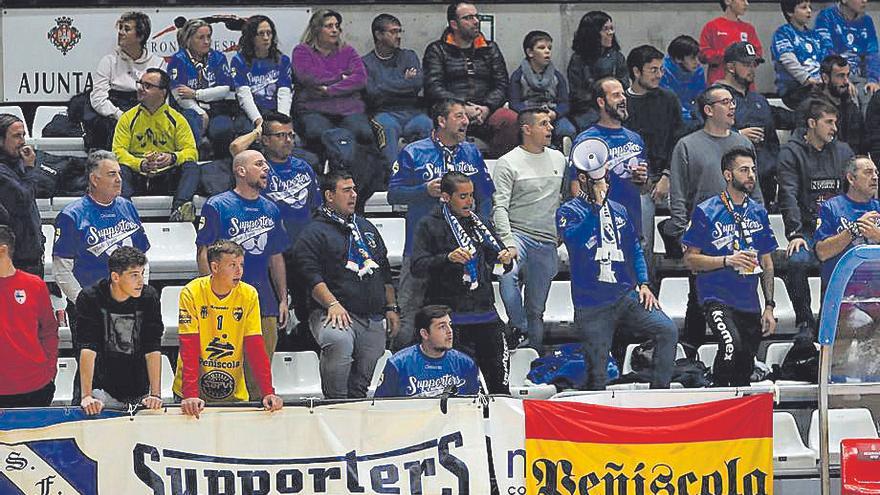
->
xmin=47 ymin=16 xmax=81 ymax=56
xmin=233 ymin=306 xmax=243 ymax=321
xmin=13 ymin=289 xmax=25 ymax=304
xmin=198 ymin=216 xmax=207 ymax=231
xmin=200 ymin=305 xmax=209 ymax=318
xmin=363 ymin=232 xmax=378 ymax=249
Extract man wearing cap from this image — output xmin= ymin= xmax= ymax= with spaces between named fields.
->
xmin=718 ymin=42 xmax=780 ymax=207
xmin=557 ymin=146 xmax=676 ymax=390
xmin=699 ymin=0 xmax=764 ymax=85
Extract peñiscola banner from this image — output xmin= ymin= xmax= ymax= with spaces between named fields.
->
xmin=0 ymin=399 xmax=487 ymax=494
xmin=523 ymin=394 xmax=774 ymax=495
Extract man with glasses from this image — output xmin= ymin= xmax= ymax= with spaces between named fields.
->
xmin=666 ymin=84 xmax=763 ymax=350
xmin=423 ymin=2 xmax=518 ymax=158
xmin=718 ymin=42 xmax=780 ymax=207
xmin=112 ymin=67 xmax=200 ymax=222
xmin=363 ymin=14 xmax=433 ymax=169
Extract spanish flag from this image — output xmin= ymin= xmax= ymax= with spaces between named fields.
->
xmin=525 ymin=394 xmax=773 ymax=495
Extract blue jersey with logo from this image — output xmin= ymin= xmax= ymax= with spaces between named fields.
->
xmin=682 ymin=195 xmax=778 ymax=313
xmin=815 ymin=5 xmax=880 ymax=81
xmin=772 ymin=23 xmax=827 ymax=96
xmin=568 ymin=125 xmax=647 ymax=234
xmin=557 ymin=197 xmax=648 ymax=308
xmin=388 ymin=137 xmax=495 ymax=256
xmin=231 ymin=53 xmax=292 ymax=112
xmin=264 ymin=156 xmax=321 ymax=247
xmin=814 ymin=194 xmax=880 ymax=286
xmin=168 ymin=49 xmax=233 ymax=91
xmin=53 ymin=195 xmax=150 ymax=290
xmin=374 ymin=345 xmax=479 ymax=398
xmin=196 ymin=191 xmax=289 ymax=316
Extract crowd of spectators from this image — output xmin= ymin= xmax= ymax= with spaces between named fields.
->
xmin=2 ymin=0 xmax=880 ymax=409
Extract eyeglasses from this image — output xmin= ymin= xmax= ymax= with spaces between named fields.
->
xmin=458 ymin=14 xmax=480 ymax=21
xmin=265 ymin=131 xmax=295 ymax=139
xmin=136 ymin=80 xmax=164 ymax=90
xmin=708 ymin=97 xmax=737 ymax=107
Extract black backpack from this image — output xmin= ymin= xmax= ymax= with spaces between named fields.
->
xmin=34 ymin=151 xmax=88 ymax=198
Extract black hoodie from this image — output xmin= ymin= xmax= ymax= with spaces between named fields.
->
xmin=0 ymin=153 xmax=43 ymax=266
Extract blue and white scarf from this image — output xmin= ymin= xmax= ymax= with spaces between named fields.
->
xmin=579 ymin=190 xmax=623 ymax=283
xmin=432 ymin=131 xmax=458 ymax=173
xmin=322 ymin=206 xmax=379 ymax=278
xmin=442 ymin=203 xmax=503 ymax=290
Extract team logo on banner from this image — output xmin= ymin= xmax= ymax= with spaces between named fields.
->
xmin=524 ymin=394 xmax=774 ymax=495
xmin=47 ymin=17 xmax=81 ymax=56
xmin=1 ymin=439 xmax=98 ymax=494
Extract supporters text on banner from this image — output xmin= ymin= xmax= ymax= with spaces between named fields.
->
xmin=524 ymin=394 xmax=774 ymax=495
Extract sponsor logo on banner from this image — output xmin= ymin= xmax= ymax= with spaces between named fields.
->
xmin=524 ymin=394 xmax=774 ymax=495
xmin=47 ymin=16 xmax=81 ymax=56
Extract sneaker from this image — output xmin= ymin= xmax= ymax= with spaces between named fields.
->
xmin=169 ymin=201 xmax=195 ymax=222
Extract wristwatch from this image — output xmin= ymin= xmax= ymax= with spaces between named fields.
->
xmin=384 ymin=305 xmax=400 ymax=313
xmin=764 ymin=300 xmax=776 ymax=309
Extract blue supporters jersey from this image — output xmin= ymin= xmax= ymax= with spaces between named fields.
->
xmin=815 ymin=6 xmax=880 ymax=81
xmin=230 ymin=53 xmax=292 ymax=111
xmin=168 ymin=49 xmax=233 ymax=91
xmin=53 ymin=196 xmax=150 ymax=290
xmin=660 ymin=56 xmax=706 ymax=124
xmin=814 ymin=194 xmax=880 ymax=286
xmin=772 ymin=24 xmax=826 ymax=96
xmin=388 ymin=137 xmax=495 ymax=256
xmin=263 ymin=156 xmax=321 ymax=247
xmin=682 ymin=195 xmax=778 ymax=313
xmin=556 ymin=197 xmax=648 ymax=308
xmin=196 ymin=191 xmax=289 ymax=316
xmin=374 ymin=345 xmax=480 ymax=398
xmin=568 ymin=125 xmax=647 ymax=235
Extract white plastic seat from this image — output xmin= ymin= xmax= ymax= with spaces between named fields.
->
xmin=758 ymin=277 xmax=797 ymax=333
xmin=142 ymin=223 xmax=199 ymax=280
xmin=484 ymin=159 xmax=498 ymax=175
xmin=367 ymin=349 xmax=392 ymax=398
xmin=0 ymin=105 xmax=28 ymax=137
xmin=49 ymin=293 xmax=72 ymax=349
xmin=364 ymin=191 xmax=392 ymax=214
xmin=556 ymin=243 xmax=569 ymax=273
xmin=53 ymin=358 xmax=78 ymax=405
xmin=544 ymin=281 xmax=574 ymax=324
xmin=697 ymin=344 xmax=718 ymax=370
xmin=272 ymin=351 xmax=323 ymax=399
xmin=159 ymin=354 xmax=176 ymax=400
xmin=773 ymin=411 xmax=819 ymax=470
xmin=809 ymin=277 xmax=821 ymax=319
xmin=765 ymin=342 xmax=794 ymax=369
xmin=37 ymin=198 xmax=53 ymax=221
xmin=371 ymin=218 xmax=405 ymax=268
xmin=769 ymin=214 xmax=789 ymax=252
xmin=658 ymin=277 xmax=688 ymax=328
xmin=621 ymin=342 xmax=686 ymax=375
xmin=492 ymin=281 xmax=509 ymax=323
xmin=808 ymin=408 xmax=879 ymax=465
xmin=509 ymin=348 xmax=556 ymax=399
xmin=653 ymin=215 xmax=669 ymax=254
xmin=160 ymin=286 xmax=183 ymax=346
xmin=42 ymin=224 xmax=56 ymax=282
xmin=31 ymin=105 xmax=85 ymax=153
xmin=132 ymin=196 xmax=174 ymax=218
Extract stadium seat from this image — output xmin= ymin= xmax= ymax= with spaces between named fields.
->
xmin=653 ymin=215 xmax=668 ymax=254
xmin=841 ymin=438 xmax=880 ymax=494
xmin=769 ymin=214 xmax=789 ymax=252
xmin=658 ymin=277 xmax=688 ymax=328
xmin=42 ymin=224 xmax=56 ymax=282
xmin=697 ymin=344 xmax=718 ymax=370
xmin=160 ymin=354 xmax=175 ymax=400
xmin=809 ymin=408 xmax=879 ymax=465
xmin=160 ymin=286 xmax=183 ymax=347
xmin=132 ymin=196 xmax=174 ymax=218
xmin=765 ymin=342 xmax=794 ymax=369
xmin=371 ymin=218 xmax=405 ymax=268
xmin=509 ymin=348 xmax=556 ymax=399
xmin=53 ymin=357 xmax=78 ymax=406
xmin=773 ymin=411 xmax=819 ymax=470
xmin=557 ymin=243 xmax=569 ymax=272
xmin=492 ymin=281 xmax=509 ymax=323
xmin=809 ymin=277 xmax=821 ymax=319
xmin=142 ymin=223 xmax=199 ymax=281
xmin=367 ymin=349 xmax=392 ymax=398
xmin=31 ymin=105 xmax=86 ymax=154
xmin=49 ymin=293 xmax=72 ymax=349
xmin=37 ymin=198 xmax=53 ymax=221
xmin=484 ymin=159 xmax=497 ymax=175
xmin=544 ymin=281 xmax=574 ymax=325
xmin=0 ymin=105 xmax=28 ymax=137
xmin=621 ymin=342 xmax=686 ymax=375
xmin=271 ymin=351 xmax=323 ymax=399
xmin=758 ymin=277 xmax=797 ymax=333
xmin=364 ymin=191 xmax=393 ymax=214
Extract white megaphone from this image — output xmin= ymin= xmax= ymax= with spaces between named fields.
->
xmin=570 ymin=138 xmax=610 ymax=180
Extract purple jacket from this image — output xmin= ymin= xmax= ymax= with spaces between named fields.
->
xmin=292 ymin=43 xmax=367 ymax=116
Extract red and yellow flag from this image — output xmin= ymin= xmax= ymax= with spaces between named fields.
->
xmin=525 ymin=394 xmax=774 ymax=495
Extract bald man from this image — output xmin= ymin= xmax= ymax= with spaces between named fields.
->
xmin=196 ymin=150 xmax=290 ymax=400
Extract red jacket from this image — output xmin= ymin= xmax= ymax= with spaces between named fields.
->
xmin=700 ymin=16 xmax=763 ymax=84
xmin=0 ymin=270 xmax=58 ymax=395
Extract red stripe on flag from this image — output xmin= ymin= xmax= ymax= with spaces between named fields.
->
xmin=524 ymin=394 xmax=772 ymax=444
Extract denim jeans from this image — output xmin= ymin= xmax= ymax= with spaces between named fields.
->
xmin=373 ymin=110 xmax=433 ymax=167
xmin=574 ymin=291 xmax=678 ymax=390
xmin=498 ymin=233 xmax=558 ymax=353
xmin=785 ymin=233 xmax=819 ymax=329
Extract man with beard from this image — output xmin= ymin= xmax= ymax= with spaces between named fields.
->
xmin=778 ymin=98 xmax=854 ymax=335
xmin=196 ymin=150 xmax=289 ymax=399
xmin=667 ymin=84 xmax=763 ymax=350
xmin=388 ymin=98 xmax=494 ymax=350
xmin=0 ymin=114 xmax=42 ymax=276
xmin=568 ymin=77 xmax=649 ymax=238
xmin=700 ymin=0 xmax=763 ymax=85
xmin=815 ymin=0 xmax=880 ymax=109
xmin=719 ymin=42 xmax=780 ymax=207
xmin=807 ymin=55 xmax=865 ymax=153
xmin=683 ymin=148 xmax=778 ymax=387
xmin=558 ymin=151 xmax=676 ymax=390
xmin=374 ymin=304 xmax=479 ymax=397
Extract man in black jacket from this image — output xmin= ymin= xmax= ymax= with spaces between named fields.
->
xmin=411 ymin=171 xmax=514 ymax=394
xmin=0 ymin=114 xmax=42 ymax=276
xmin=422 ymin=2 xmax=517 ymax=158
xmin=294 ymin=171 xmax=400 ymax=399
xmin=777 ymin=98 xmax=854 ymax=334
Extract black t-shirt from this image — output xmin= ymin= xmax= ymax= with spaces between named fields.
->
xmin=75 ymin=279 xmax=163 ymax=403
